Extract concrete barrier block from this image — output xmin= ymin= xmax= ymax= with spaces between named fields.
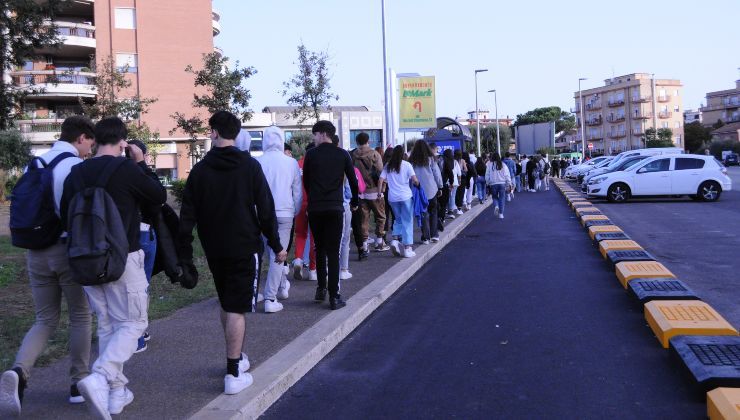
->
xmin=580 ymin=214 xmax=610 ymax=226
xmin=707 ymin=388 xmax=740 ymax=420
xmin=593 ymin=232 xmax=631 ymax=243
xmin=616 ymin=261 xmax=675 ymax=288
xmin=588 ymin=225 xmax=623 ymax=240
xmin=644 ymin=300 xmax=738 ymax=348
xmin=670 ymin=336 xmax=740 ymax=391
xmin=629 ymin=279 xmax=700 ymax=304
xmin=599 ymin=240 xmax=643 ymax=258
xmin=607 ymin=249 xmax=655 ymax=266
xmin=576 ymin=206 xmax=600 ymax=215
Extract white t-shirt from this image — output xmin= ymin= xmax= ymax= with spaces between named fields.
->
xmin=452 ymin=160 xmax=461 ymax=187
xmin=380 ymin=160 xmax=416 ymax=203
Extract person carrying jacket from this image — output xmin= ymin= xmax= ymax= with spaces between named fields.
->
xmin=409 ymin=141 xmax=442 ymax=243
xmin=256 ymin=126 xmax=302 ymax=314
xmin=177 ymin=111 xmax=285 ymax=396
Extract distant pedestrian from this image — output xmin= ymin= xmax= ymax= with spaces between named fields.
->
xmin=351 ymin=132 xmax=389 ymax=256
xmin=409 ymin=141 xmax=442 ymax=244
xmin=514 ymin=157 xmax=523 ymax=193
xmin=551 ymin=157 xmax=560 ymax=179
xmin=502 ymin=152 xmax=516 ymax=201
xmin=292 ymin=144 xmax=317 ymax=282
xmin=256 ymin=126 xmax=302 ymax=313
xmin=526 ymin=156 xmax=537 ymax=192
xmin=462 ymin=152 xmax=476 ymax=210
xmin=520 ymin=154 xmax=530 ymax=191
xmin=303 ymin=121 xmax=360 ymax=310
xmin=454 ymin=150 xmax=466 ymax=212
xmin=178 ymin=111 xmax=284 ymax=395
xmin=442 ymin=149 xmax=458 ymax=218
xmin=474 ymin=155 xmax=487 ymax=203
xmin=380 ymin=145 xmax=420 ymax=257
xmin=0 ymin=116 xmax=95 ymax=418
xmin=560 ymin=157 xmax=569 ymax=178
xmin=485 ymin=152 xmax=512 ymax=219
xmin=539 ymin=153 xmax=550 ymax=191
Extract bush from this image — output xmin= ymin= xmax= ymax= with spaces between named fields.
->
xmin=287 ymin=131 xmax=313 ymax=159
xmin=0 ymin=130 xmax=32 ymax=172
xmin=2 ymin=175 xmax=19 ymax=202
xmin=170 ymin=179 xmax=187 ymax=205
xmin=708 ymin=139 xmax=740 ymax=159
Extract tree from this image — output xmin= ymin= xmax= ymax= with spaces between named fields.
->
xmin=0 ymin=0 xmax=68 ymax=130
xmin=642 ymin=127 xmax=674 ymax=148
xmin=712 ymin=119 xmax=725 ymax=130
xmin=80 ymin=56 xmax=160 ymax=156
xmin=281 ymin=43 xmax=339 ymax=124
xmin=468 ymin=123 xmax=513 ymax=156
xmin=0 ymin=129 xmax=32 ymax=171
xmin=513 ymin=106 xmax=575 ymax=133
xmin=683 ymin=121 xmax=712 ymax=153
xmin=286 ymin=131 xmax=313 ymax=159
xmin=171 ymin=52 xmax=256 ymax=159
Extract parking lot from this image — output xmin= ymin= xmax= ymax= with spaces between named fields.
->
xmin=581 ymin=165 xmax=739 ymax=327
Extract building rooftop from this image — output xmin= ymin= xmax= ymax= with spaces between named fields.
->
xmin=711 ymin=121 xmax=740 ymax=135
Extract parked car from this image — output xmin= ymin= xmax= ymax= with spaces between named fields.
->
xmin=564 ymin=156 xmax=611 ymax=180
xmin=724 ymin=153 xmax=739 ymax=166
xmin=577 ymin=157 xmax=614 ymax=184
xmin=586 ymin=155 xmax=732 ymax=202
xmin=581 ymin=156 xmax=649 ymax=192
xmin=580 ymin=148 xmax=684 ymax=191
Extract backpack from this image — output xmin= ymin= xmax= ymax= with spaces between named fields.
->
xmin=10 ymin=152 xmax=76 ymax=249
xmin=544 ymin=161 xmax=551 ymax=174
xmin=353 ymin=167 xmax=367 ymax=194
xmin=66 ymin=158 xmax=129 ymax=286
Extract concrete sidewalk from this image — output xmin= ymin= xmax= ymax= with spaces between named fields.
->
xmin=16 ymin=200 xmax=488 ymax=419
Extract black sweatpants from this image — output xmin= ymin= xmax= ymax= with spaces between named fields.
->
xmin=308 ymin=210 xmax=343 ymax=298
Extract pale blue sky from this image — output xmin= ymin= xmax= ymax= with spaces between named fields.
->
xmin=213 ymin=0 xmax=739 ymax=120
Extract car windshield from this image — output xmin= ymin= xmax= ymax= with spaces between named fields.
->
xmin=605 ymin=153 xmax=639 ymax=170
xmin=617 ymin=157 xmax=647 ymax=171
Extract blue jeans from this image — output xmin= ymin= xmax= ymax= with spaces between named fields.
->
xmin=514 ymin=175 xmax=522 ymax=193
xmin=139 ymin=229 xmax=157 ymax=283
xmin=389 ymin=199 xmax=414 ymax=246
xmin=475 ymin=177 xmax=486 ymax=202
xmin=492 ymin=184 xmax=506 ymax=215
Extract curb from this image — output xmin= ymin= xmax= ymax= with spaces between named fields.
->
xmin=190 ymin=200 xmax=492 ymax=419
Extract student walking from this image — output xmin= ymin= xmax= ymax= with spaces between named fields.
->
xmin=59 ymin=117 xmax=166 ymax=419
xmin=409 ymin=141 xmax=442 ymax=244
xmin=333 ymin=134 xmax=363 ymax=280
xmin=178 ymin=111 xmax=285 ymax=397
xmin=0 ymin=116 xmax=95 ymax=418
xmin=474 ymin=155 xmax=487 ymax=203
xmin=303 ymin=121 xmax=359 ymax=310
xmin=293 ymin=144 xmax=317 ymax=282
xmin=539 ymin=154 xmax=551 ymax=191
xmin=350 ymin=132 xmax=389 ymax=256
xmin=443 ymin=149 xmax=460 ymax=217
xmin=485 ymin=152 xmax=512 ymax=219
xmin=514 ymin=157 xmax=523 ymax=193
xmin=551 ymin=158 xmax=560 ymax=179
xmin=462 ymin=152 xmax=476 ymax=210
xmin=380 ymin=146 xmax=420 ymax=257
xmin=526 ymin=156 xmax=537 ymax=192
xmin=256 ymin=126 xmax=302 ymax=314
xmin=502 ymin=152 xmax=516 ymax=201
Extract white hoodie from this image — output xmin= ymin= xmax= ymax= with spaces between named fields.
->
xmin=255 ymin=126 xmax=302 ymax=218
xmin=485 ymin=161 xmax=512 ymax=185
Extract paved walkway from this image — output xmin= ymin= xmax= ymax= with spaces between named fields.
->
xmin=264 ymin=187 xmax=706 ymax=418
xmin=16 ymin=201 xmax=483 ymax=419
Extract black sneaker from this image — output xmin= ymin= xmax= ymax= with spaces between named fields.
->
xmin=329 ymin=295 xmax=346 ymax=310
xmin=358 ymin=248 xmax=369 ymax=261
xmin=314 ymin=288 xmax=327 ymax=302
xmin=69 ymin=383 xmax=84 ymax=404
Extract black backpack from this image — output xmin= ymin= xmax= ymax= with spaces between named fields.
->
xmin=544 ymin=161 xmax=551 ymax=174
xmin=66 ymin=158 xmax=129 ymax=286
xmin=10 ymin=152 xmax=75 ymax=249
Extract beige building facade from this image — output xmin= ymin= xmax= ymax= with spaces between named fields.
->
xmin=699 ymin=79 xmax=740 ymax=128
xmin=573 ymin=73 xmax=684 ymax=155
xmin=12 ymin=0 xmax=219 ymax=180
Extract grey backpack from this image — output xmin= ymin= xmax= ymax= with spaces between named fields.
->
xmin=67 ymin=158 xmax=128 ymax=286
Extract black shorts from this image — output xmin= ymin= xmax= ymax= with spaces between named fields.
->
xmin=206 ymin=254 xmax=260 ymax=313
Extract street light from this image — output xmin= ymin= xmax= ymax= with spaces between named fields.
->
xmin=474 ymin=69 xmax=488 ymax=156
xmin=381 ymin=0 xmax=391 ymax=148
xmin=578 ymin=77 xmax=587 ymax=162
xmin=488 ymin=89 xmax=500 ymax=155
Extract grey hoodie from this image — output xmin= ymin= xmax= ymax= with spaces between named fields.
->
xmin=412 ymin=157 xmax=443 ymax=199
xmin=255 ymin=126 xmax=302 ymax=218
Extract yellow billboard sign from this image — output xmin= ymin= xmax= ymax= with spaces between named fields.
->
xmin=398 ymin=76 xmax=436 ymax=129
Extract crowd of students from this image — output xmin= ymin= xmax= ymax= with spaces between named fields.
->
xmin=0 ymin=110 xmax=570 ymax=419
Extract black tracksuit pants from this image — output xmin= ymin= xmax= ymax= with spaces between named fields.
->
xmin=308 ymin=210 xmax=343 ymax=298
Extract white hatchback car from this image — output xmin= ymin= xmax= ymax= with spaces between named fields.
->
xmin=586 ymin=154 xmax=732 ymax=202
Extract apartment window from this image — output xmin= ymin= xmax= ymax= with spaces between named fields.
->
xmin=662 ymin=122 xmax=669 ymax=128
xmin=674 ymin=105 xmax=679 ymax=112
xmin=116 ymin=53 xmax=138 ymax=73
xmin=115 ymin=8 xmax=136 ymax=29
xmin=674 ymin=121 xmax=681 ymax=128
xmin=674 ymin=90 xmax=679 ymax=97
xmin=661 ymin=105 xmax=668 ymax=112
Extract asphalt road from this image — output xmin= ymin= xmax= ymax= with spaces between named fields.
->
xmin=264 ymin=188 xmax=706 ymax=419
xmin=591 ymin=166 xmax=740 ymax=327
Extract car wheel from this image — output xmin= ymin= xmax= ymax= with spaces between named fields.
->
xmin=607 ymin=183 xmax=630 ymax=203
xmin=698 ymin=181 xmax=721 ymax=202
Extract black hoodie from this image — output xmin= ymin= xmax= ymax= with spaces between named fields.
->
xmin=177 ymin=146 xmax=281 ymax=261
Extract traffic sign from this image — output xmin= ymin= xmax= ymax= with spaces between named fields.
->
xmin=587 ymin=143 xmax=594 ymax=149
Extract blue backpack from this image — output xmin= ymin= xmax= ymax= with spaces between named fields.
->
xmin=9 ymin=152 xmax=76 ymax=249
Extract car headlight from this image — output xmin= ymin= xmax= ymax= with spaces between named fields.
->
xmin=589 ymin=176 xmax=608 ymax=185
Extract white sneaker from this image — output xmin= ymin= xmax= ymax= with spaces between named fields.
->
xmin=282 ymin=264 xmax=290 ymax=277
xmin=455 ymin=209 xmax=463 ymax=215
xmin=256 ymin=293 xmax=264 ymax=303
xmin=430 ymin=236 xmax=440 ymax=243
xmin=308 ymin=270 xmax=317 ymax=281
xmin=108 ymin=387 xmax=133 ymax=415
xmin=494 ymin=206 xmax=499 ymax=216
xmin=277 ymin=280 xmax=290 ymax=300
xmin=238 ymin=352 xmax=250 ymax=372
xmin=77 ymin=372 xmax=111 ymax=420
xmin=421 ymin=239 xmax=430 ymax=245
xmin=292 ymin=259 xmax=303 ymax=281
xmin=339 ymin=270 xmax=353 ymax=280
xmin=403 ymin=247 xmax=416 ymax=258
xmin=446 ymin=213 xmax=455 ymax=219
xmin=499 ymin=214 xmax=504 ymax=219
xmin=390 ymin=239 xmax=401 ymax=257
xmin=224 ymin=372 xmax=253 ymax=395
xmin=0 ymin=370 xmax=21 ymax=418
xmin=264 ymin=299 xmax=284 ymax=313
xmin=507 ymin=195 xmax=512 ymax=202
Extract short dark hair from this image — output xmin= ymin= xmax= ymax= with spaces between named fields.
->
xmin=208 ymin=110 xmax=241 ymax=140
xmin=331 ymin=134 xmax=340 ymax=146
xmin=94 ymin=117 xmax=127 ymax=146
xmin=504 ymin=152 xmax=511 ymax=158
xmin=284 ymin=143 xmax=293 ymax=152
xmin=128 ymin=139 xmax=147 ymax=155
xmin=60 ymin=115 xmax=94 ymax=143
xmin=355 ymin=132 xmax=369 ymax=145
xmin=311 ymin=120 xmax=335 ymax=136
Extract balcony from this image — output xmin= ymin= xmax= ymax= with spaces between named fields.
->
xmin=586 ymin=116 xmax=603 ymax=126
xmin=608 ymin=99 xmax=625 ymax=107
xmin=609 ymin=130 xmax=627 ymax=139
xmin=607 ymin=115 xmax=625 ymax=123
xmin=586 ymin=102 xmax=602 ymax=111
xmin=658 ymin=111 xmax=672 ymax=119
xmin=212 ymin=9 xmax=221 ymax=36
xmin=11 ymin=70 xmax=96 ymax=99
xmin=632 ymin=128 xmax=644 ymax=136
xmin=16 ymin=119 xmax=65 ymax=143
xmin=726 ymin=114 xmax=740 ymax=123
xmin=39 ymin=21 xmax=96 ymax=54
xmin=631 ymin=95 xmax=652 ymax=103
xmin=657 ymin=95 xmax=671 ymax=103
xmin=633 ymin=112 xmax=652 ymax=120
xmin=586 ymin=132 xmax=604 ymax=141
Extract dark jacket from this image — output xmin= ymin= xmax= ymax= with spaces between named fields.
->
xmin=177 ymin=146 xmax=281 ymax=261
xmin=303 ymin=142 xmax=359 ymax=212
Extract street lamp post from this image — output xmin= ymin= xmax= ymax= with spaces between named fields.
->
xmin=381 ymin=0 xmax=391 ymax=149
xmin=474 ymin=69 xmax=488 ymax=156
xmin=488 ymin=89 xmax=500 ymax=155
xmin=578 ymin=77 xmax=587 ymax=162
